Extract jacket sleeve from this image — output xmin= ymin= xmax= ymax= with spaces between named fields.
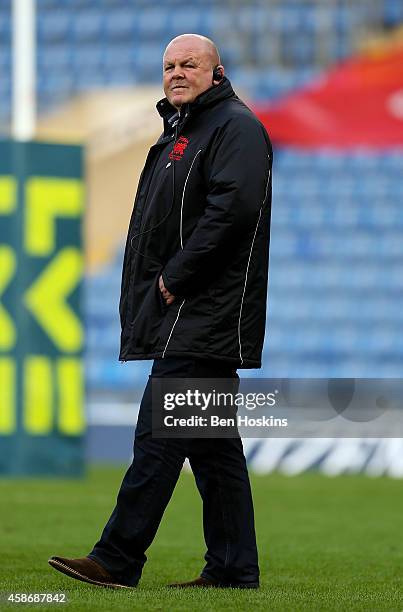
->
xmin=161 ymin=115 xmax=272 ymax=297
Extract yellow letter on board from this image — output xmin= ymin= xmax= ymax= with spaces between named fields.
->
xmin=0 ymin=247 xmax=17 ymax=350
xmin=57 ymin=358 xmax=85 ymax=435
xmin=24 ymin=248 xmax=83 ymax=352
xmin=25 ymin=178 xmax=83 ymax=256
xmin=0 ymin=358 xmax=16 ymax=434
xmin=23 ymin=356 xmax=53 ymax=434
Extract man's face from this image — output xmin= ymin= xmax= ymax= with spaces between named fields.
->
xmin=163 ymin=40 xmax=215 ymax=110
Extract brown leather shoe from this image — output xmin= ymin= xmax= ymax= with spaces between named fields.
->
xmin=168 ymin=576 xmax=259 ymax=589
xmin=48 ymin=556 xmax=132 ymax=589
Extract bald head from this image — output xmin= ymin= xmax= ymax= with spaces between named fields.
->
xmin=163 ymin=33 xmax=224 ymax=109
xmin=164 ymin=34 xmax=220 ymax=69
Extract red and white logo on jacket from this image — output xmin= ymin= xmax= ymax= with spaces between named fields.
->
xmin=169 ymin=136 xmax=189 ymax=161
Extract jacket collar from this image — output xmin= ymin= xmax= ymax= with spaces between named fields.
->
xmin=156 ymin=77 xmax=235 ymax=131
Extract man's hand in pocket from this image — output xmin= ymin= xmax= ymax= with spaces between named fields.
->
xmin=159 ymin=275 xmax=176 ymax=306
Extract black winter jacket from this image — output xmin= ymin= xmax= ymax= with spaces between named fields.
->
xmin=119 ymin=78 xmax=272 ymax=368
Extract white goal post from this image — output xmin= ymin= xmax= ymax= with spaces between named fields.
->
xmin=12 ymin=0 xmax=36 ymax=140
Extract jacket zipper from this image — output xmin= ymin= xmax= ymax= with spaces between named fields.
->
xmin=121 ymin=112 xmax=188 ymax=362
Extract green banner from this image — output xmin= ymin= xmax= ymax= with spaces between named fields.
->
xmin=0 ymin=140 xmax=85 ymax=475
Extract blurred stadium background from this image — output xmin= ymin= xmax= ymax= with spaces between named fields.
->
xmin=1 ymin=0 xmax=403 ymax=476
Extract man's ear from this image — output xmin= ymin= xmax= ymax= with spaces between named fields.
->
xmin=212 ymin=65 xmax=225 ymax=84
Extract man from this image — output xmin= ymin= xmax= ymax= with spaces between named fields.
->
xmin=49 ymin=33 xmax=272 ymax=589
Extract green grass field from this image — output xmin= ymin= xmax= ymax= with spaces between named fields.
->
xmin=1 ymin=466 xmax=402 ymax=611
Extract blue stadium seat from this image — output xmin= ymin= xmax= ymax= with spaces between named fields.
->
xmin=0 ymin=9 xmax=11 ymax=41
xmin=71 ymin=10 xmax=104 ymax=42
xmin=37 ymin=72 xmax=74 ymax=99
xmin=203 ymin=7 xmax=235 ymax=36
xmin=236 ymin=5 xmax=270 ymax=35
xmin=272 ymin=6 xmax=300 ymax=34
xmin=131 ymin=42 xmax=166 ymax=81
xmin=383 ymin=0 xmax=403 ymax=25
xmin=104 ymin=10 xmax=137 ymax=40
xmin=136 ymin=8 xmax=168 ymax=39
xmin=37 ymin=45 xmax=71 ymax=71
xmin=71 ymin=44 xmax=104 ymax=70
xmin=37 ymin=11 xmax=71 ymax=43
xmin=103 ymin=45 xmax=135 ymax=72
xmin=0 ymin=73 xmax=10 ymax=99
xmin=166 ymin=7 xmax=204 ymax=35
xmin=0 ymin=44 xmax=10 ymax=72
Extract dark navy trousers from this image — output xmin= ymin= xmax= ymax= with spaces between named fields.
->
xmin=88 ymin=357 xmax=259 ymax=587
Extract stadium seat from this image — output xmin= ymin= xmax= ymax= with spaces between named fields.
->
xmin=166 ymin=7 xmax=204 ymax=35
xmin=104 ymin=10 xmax=137 ymax=41
xmin=71 ymin=10 xmax=104 ymax=42
xmin=37 ymin=11 xmax=71 ymax=43
xmin=136 ymin=8 xmax=168 ymax=40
